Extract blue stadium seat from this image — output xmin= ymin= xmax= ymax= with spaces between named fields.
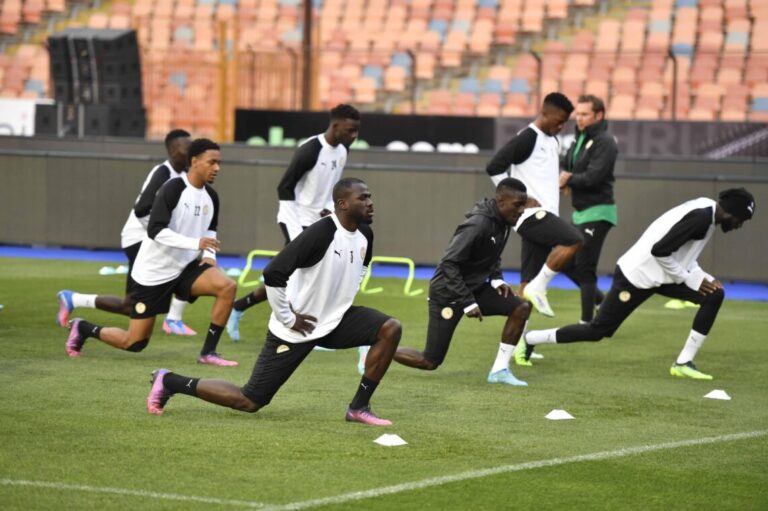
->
xmin=451 ymin=19 xmax=471 ymax=34
xmin=391 ymin=52 xmax=412 ymax=70
xmin=509 ymin=78 xmax=531 ymax=94
xmin=428 ymin=20 xmax=448 ymax=41
xmin=648 ymin=20 xmax=671 ymax=33
xmin=484 ymin=79 xmax=504 ymax=93
xmin=477 ymin=0 xmax=499 ymax=8
xmin=752 ymin=98 xmax=768 ymax=112
xmin=671 ymin=43 xmax=694 ymax=56
xmin=169 ymin=72 xmax=188 ymax=91
xmin=459 ymin=78 xmax=481 ymax=94
xmin=675 ymin=0 xmax=697 ymax=7
xmin=363 ymin=65 xmax=383 ymax=87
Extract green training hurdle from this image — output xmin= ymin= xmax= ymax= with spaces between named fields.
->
xmin=360 ymin=256 xmax=423 ymax=296
xmin=238 ymin=249 xmax=279 ymax=288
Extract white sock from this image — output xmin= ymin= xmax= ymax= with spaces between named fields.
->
xmin=527 ymin=264 xmax=557 ymax=292
xmin=166 ymin=297 xmax=187 ymax=321
xmin=676 ymin=330 xmax=706 ymax=364
xmin=72 ymin=293 xmax=97 ymax=309
xmin=490 ymin=342 xmax=515 ymax=373
xmin=525 ymin=328 xmax=559 ymax=346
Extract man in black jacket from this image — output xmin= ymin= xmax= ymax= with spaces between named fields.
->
xmin=560 ymin=95 xmax=618 ymax=324
xmin=394 ymin=178 xmax=532 ymax=386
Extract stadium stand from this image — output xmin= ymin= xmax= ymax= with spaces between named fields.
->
xmin=0 ymin=0 xmax=767 ymax=136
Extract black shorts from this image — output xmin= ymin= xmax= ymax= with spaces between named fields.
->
xmin=590 ymin=266 xmax=706 ymax=338
xmin=517 ymin=211 xmax=583 ymax=282
xmin=241 ymin=306 xmax=391 ymax=407
xmin=423 ymin=283 xmax=526 ymax=366
xmin=127 ymin=261 xmax=211 ymax=319
xmin=123 ymin=242 xmax=141 ymax=294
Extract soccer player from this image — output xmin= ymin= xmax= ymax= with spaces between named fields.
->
xmin=486 ymin=93 xmax=583 ymax=319
xmin=523 ymin=188 xmax=756 ymax=380
xmin=226 ymin=104 xmax=361 ymax=342
xmin=146 ymin=178 xmax=402 ymax=426
xmin=394 ymin=178 xmax=532 ymax=386
xmin=64 ymin=139 xmax=238 ymax=366
xmin=559 ymin=94 xmax=618 ymax=324
xmin=57 ymin=129 xmax=198 ymax=336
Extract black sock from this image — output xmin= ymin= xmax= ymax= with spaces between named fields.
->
xmin=164 ymin=372 xmax=199 ymax=396
xmin=233 ymin=292 xmax=256 ymax=312
xmin=77 ymin=320 xmax=102 ymax=340
xmin=200 ymin=323 xmax=224 ymax=355
xmin=349 ymin=376 xmax=379 ymax=410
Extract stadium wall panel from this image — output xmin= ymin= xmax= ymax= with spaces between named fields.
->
xmin=1 ymin=139 xmax=766 ymax=282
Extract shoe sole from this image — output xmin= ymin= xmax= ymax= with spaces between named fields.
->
xmin=670 ymin=368 xmax=713 ymax=380
xmin=65 ymin=320 xmax=82 ymax=357
xmin=57 ymin=292 xmax=72 ymax=328
xmin=147 ymin=369 xmax=169 ymax=415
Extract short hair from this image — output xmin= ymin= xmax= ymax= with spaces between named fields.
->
xmin=164 ymin=129 xmax=191 ymax=150
xmin=718 ymin=187 xmax=755 ymax=221
xmin=496 ymin=177 xmax=527 ymax=195
xmin=332 ymin=177 xmax=366 ymax=202
xmin=188 ymin=138 xmax=220 ymax=161
xmin=578 ymin=94 xmax=606 ymax=115
xmin=543 ymin=92 xmax=575 ymax=115
xmin=330 ymin=104 xmax=361 ymax=121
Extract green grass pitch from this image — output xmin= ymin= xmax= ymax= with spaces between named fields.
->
xmin=1 ymin=258 xmax=767 ymax=510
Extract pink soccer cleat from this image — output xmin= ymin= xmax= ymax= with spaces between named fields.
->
xmin=197 ymin=352 xmax=238 ymax=366
xmin=147 ymin=368 xmax=171 ymax=415
xmin=162 ymin=319 xmax=197 ymax=336
xmin=65 ymin=318 xmax=85 ymax=357
xmin=345 ymin=406 xmax=392 ymax=426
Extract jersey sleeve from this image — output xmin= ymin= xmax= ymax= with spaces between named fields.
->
xmin=263 ymin=217 xmax=337 ymax=327
xmin=485 ymin=127 xmax=537 ymax=183
xmin=651 ymin=207 xmax=713 ymax=289
xmin=133 ymin=164 xmax=171 ymax=222
xmin=439 ymin=218 xmax=486 ymax=306
xmin=276 ymin=138 xmax=323 ymax=200
xmin=147 ymin=179 xmax=200 ymax=250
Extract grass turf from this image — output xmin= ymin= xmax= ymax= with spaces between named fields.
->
xmin=0 ymin=258 xmax=766 ymax=510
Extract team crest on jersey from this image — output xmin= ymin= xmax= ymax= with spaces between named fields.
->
xmin=441 ymin=307 xmax=454 ymax=320
xmin=619 ymin=291 xmax=631 ymax=303
xmin=135 ymin=302 xmax=146 ymax=314
xmin=535 ymin=210 xmax=547 ymax=220
xmin=203 ymin=205 xmax=210 ymax=215
xmin=585 ymin=140 xmax=594 ymax=150
xmin=276 ymin=344 xmax=290 ymax=354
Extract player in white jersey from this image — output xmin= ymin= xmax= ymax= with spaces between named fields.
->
xmin=523 ymin=188 xmax=755 ymax=380
xmin=226 ymin=104 xmax=361 ymax=342
xmin=146 ymin=178 xmax=403 ymax=426
xmin=64 ymin=139 xmax=239 ymax=366
xmin=56 ymin=129 xmax=198 ymax=336
xmin=486 ymin=93 xmax=583 ymax=323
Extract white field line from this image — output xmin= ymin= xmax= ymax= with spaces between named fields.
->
xmin=265 ymin=429 xmax=768 ymax=511
xmin=0 ymin=479 xmax=266 ymax=509
xmin=2 ymin=430 xmax=765 ymax=510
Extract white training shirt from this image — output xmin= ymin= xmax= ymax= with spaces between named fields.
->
xmin=617 ymin=197 xmax=716 ymax=290
xmin=131 ymin=173 xmax=219 ymax=286
xmin=276 ymin=134 xmax=348 ymax=233
xmin=486 ymin=123 xmax=561 ymax=216
xmin=120 ymin=160 xmax=185 ymax=248
xmin=263 ymin=214 xmax=372 ymax=343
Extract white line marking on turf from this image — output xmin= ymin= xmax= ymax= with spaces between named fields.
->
xmin=0 ymin=479 xmax=266 ymax=509
xmin=2 ymin=430 xmax=765 ymax=509
xmin=265 ymin=429 xmax=768 ymax=511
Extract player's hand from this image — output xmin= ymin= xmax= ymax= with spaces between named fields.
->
xmin=698 ymin=279 xmax=723 ymax=295
xmin=466 ymin=305 xmax=483 ymax=322
xmin=559 ymin=171 xmax=572 ymax=189
xmin=319 ymin=208 xmax=332 ymax=217
xmin=289 ymin=303 xmax=317 ymax=336
xmin=200 ymin=257 xmax=217 ymax=267
xmin=198 ymin=237 xmax=220 ymax=252
xmin=496 ymin=283 xmax=511 ymax=298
